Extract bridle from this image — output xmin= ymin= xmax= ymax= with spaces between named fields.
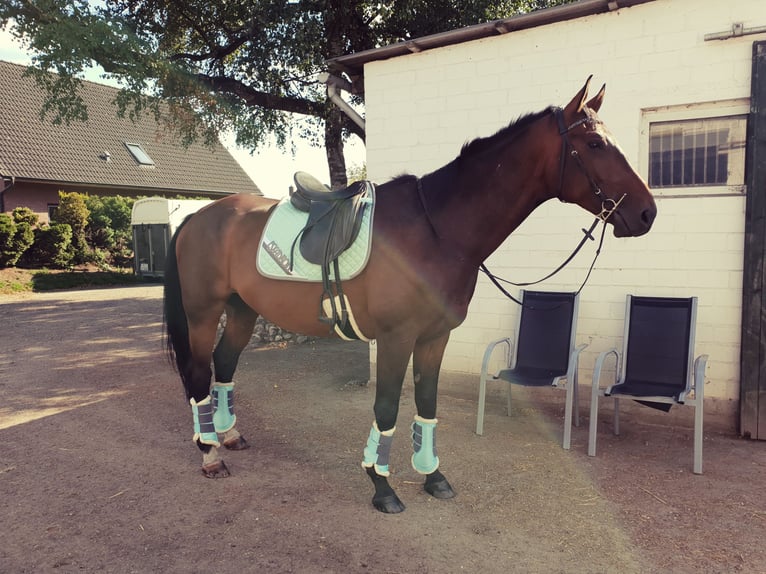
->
xmin=554 ymin=107 xmax=626 ymax=222
xmin=479 ymin=106 xmax=628 ymax=305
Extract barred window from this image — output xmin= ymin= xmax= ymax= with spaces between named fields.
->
xmin=648 ymin=116 xmax=747 ymax=189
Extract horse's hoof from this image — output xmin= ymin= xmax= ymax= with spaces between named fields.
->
xmin=223 ymin=436 xmax=249 ymax=450
xmin=201 ymin=460 xmax=230 ymax=479
xmin=424 ymin=471 xmax=456 ymax=499
xmin=372 ymin=494 xmax=406 ymax=514
xmin=365 ymin=466 xmax=405 ymax=513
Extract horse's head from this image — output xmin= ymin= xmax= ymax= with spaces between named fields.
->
xmin=555 ymin=77 xmax=656 ymax=237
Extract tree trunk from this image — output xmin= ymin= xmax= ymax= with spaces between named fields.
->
xmin=325 ymin=105 xmax=348 ymax=189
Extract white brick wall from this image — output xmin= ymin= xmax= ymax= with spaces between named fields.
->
xmin=363 ymin=0 xmax=766 ymax=404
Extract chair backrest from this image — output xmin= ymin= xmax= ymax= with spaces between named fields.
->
xmin=514 ymin=290 xmax=578 ymax=377
xmin=621 ymin=295 xmax=697 ymax=396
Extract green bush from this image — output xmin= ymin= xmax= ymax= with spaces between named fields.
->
xmin=84 ymin=194 xmax=135 ymax=265
xmin=20 ymin=223 xmax=73 ymax=268
xmin=54 ymin=192 xmax=90 ymax=264
xmin=10 ymin=222 xmax=34 ymax=265
xmin=0 ymin=210 xmax=35 ymax=267
xmin=0 ymin=213 xmax=16 ymax=267
xmin=12 ymin=207 xmax=39 ymax=227
xmin=7 ymin=193 xmax=141 ymax=270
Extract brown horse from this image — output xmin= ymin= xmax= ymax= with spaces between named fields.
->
xmin=163 ymin=77 xmax=656 ymax=513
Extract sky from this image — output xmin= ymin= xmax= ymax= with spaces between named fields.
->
xmin=0 ymin=27 xmax=365 ymax=200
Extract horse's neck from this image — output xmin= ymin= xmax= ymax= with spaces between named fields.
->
xmin=425 ymin=136 xmax=554 ymax=264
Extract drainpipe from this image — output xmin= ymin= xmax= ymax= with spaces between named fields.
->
xmin=0 ymin=175 xmax=14 ymax=214
xmin=318 ymin=72 xmax=366 ymax=134
xmin=704 ymin=22 xmax=766 ymax=41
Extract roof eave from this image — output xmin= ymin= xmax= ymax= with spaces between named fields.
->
xmin=328 ymin=0 xmax=655 ymax=95
xmin=9 ymin=176 xmax=243 ymax=197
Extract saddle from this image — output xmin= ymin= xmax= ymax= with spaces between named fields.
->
xmin=290 ymin=171 xmax=369 ymax=265
xmin=289 ymin=172 xmax=371 ymax=333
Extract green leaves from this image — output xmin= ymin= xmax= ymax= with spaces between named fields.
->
xmin=3 ymin=0 xmax=571 ymax=183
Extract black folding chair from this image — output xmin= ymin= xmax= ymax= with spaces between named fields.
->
xmin=476 ymin=290 xmax=586 ymax=450
xmin=588 ymin=295 xmax=708 ymax=474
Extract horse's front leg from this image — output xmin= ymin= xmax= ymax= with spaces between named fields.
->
xmin=362 ymin=335 xmax=412 ymax=513
xmin=412 ymin=333 xmax=456 ymax=500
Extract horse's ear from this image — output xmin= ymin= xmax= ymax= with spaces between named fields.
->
xmin=564 ymin=75 xmax=593 ymax=116
xmin=586 ymin=83 xmax=606 ymax=113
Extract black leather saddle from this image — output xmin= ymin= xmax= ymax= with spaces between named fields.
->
xmin=290 ymin=171 xmax=369 ymax=266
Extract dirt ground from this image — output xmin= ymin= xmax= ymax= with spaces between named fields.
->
xmin=1 ymin=285 xmax=765 ymax=574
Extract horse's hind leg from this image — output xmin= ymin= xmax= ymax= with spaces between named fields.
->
xmin=212 ymin=294 xmax=258 ymax=451
xmin=184 ymin=308 xmax=230 ymax=478
xmin=412 ymin=333 xmax=456 ymax=500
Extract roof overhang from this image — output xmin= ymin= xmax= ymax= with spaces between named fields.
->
xmin=10 ymin=176 xmax=239 ymax=197
xmin=328 ymin=0 xmax=655 ymax=95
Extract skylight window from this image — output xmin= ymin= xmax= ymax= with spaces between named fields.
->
xmin=124 ymin=142 xmax=155 ymax=166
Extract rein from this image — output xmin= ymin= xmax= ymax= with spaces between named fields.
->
xmin=479 ymin=107 xmax=626 ymax=306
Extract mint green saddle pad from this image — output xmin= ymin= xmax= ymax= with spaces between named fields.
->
xmin=256 ymin=183 xmax=375 ymax=282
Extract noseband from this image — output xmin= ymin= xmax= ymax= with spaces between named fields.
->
xmin=554 ymin=107 xmax=626 ymax=222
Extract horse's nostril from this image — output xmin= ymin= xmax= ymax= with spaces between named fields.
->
xmin=641 ymin=208 xmax=656 ymax=226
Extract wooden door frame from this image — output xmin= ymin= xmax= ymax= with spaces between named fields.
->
xmin=740 ymin=40 xmax=766 ymax=439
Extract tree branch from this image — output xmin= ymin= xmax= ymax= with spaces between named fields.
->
xmin=196 ymin=74 xmax=325 ymax=117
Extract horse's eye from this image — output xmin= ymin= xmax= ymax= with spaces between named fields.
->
xmin=588 ymin=139 xmax=606 ymax=150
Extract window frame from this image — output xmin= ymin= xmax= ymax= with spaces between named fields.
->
xmin=47 ymin=203 xmax=58 ymax=222
xmin=639 ymin=99 xmax=749 ymax=198
xmin=124 ymin=142 xmax=155 ymax=166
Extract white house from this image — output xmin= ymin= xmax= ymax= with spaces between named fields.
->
xmin=330 ymin=0 xmax=766 ymax=435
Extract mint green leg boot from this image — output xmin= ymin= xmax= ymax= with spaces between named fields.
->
xmin=211 ymin=382 xmax=237 ymax=433
xmin=362 ymin=421 xmax=405 ymax=513
xmin=212 ymin=382 xmax=249 ymax=450
xmin=411 ymin=415 xmax=439 ymax=475
xmin=190 ymin=396 xmax=220 ymax=447
xmin=412 ymin=416 xmax=455 ymax=499
xmin=361 ymin=421 xmax=395 ymax=477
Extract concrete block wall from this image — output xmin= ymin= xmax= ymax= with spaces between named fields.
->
xmin=363 ymin=0 xmax=766 ymax=410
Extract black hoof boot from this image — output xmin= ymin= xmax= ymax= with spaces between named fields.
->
xmin=424 ymin=469 xmax=456 ymax=499
xmin=366 ymin=467 xmax=406 ymax=513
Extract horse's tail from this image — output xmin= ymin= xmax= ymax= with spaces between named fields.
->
xmin=163 ymin=215 xmax=194 ymax=397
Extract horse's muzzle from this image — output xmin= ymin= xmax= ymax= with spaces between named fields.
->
xmin=613 ymin=204 xmax=657 ymax=238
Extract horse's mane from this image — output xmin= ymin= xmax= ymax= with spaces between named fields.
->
xmin=386 ymin=107 xmax=555 ymax=201
xmin=458 ymin=106 xmax=555 ymax=159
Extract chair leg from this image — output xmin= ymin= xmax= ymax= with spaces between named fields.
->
xmin=476 ymin=370 xmax=489 ymax=436
xmin=507 ymin=383 xmax=512 ymax=418
xmin=613 ymin=398 xmax=620 ymax=436
xmin=588 ymin=383 xmax=599 ymax=457
xmin=573 ymin=372 xmax=580 ymax=428
xmin=692 ymin=354 xmax=707 ymax=475
xmin=693 ymin=397 xmax=704 ymax=475
xmin=563 ymin=379 xmax=574 ymax=450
